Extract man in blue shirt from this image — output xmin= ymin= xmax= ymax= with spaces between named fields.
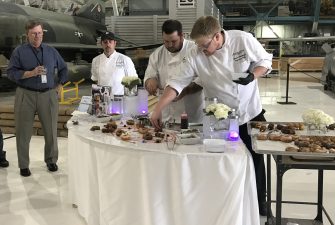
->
xmin=0 ymin=128 xmax=9 ymax=168
xmin=7 ymin=19 xmax=68 ymax=177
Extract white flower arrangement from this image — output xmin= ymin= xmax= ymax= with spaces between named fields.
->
xmin=302 ymin=109 xmax=334 ymax=126
xmin=205 ymin=103 xmax=231 ymax=120
xmin=121 ymin=76 xmax=141 ymax=89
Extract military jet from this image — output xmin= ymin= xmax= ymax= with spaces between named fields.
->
xmin=0 ymin=0 xmax=159 ymax=90
xmin=0 ymin=0 xmax=107 ymax=62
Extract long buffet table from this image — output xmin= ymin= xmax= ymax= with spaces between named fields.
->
xmin=67 ymin=115 xmax=260 ymax=225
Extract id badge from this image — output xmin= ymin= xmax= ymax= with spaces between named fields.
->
xmin=41 ymin=75 xmax=47 ymax=83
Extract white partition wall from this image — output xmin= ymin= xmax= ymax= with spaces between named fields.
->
xmin=105 ymin=0 xmax=223 ymax=46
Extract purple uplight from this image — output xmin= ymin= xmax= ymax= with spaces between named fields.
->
xmin=228 ymin=131 xmax=239 ymax=141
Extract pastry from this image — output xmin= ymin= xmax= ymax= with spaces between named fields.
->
xmin=155 ymin=132 xmax=165 ymax=138
xmin=143 ymin=132 xmax=153 ymax=140
xmin=294 ymin=140 xmax=310 ymax=148
xmin=138 ymin=127 xmax=149 ymax=134
xmin=101 ymin=128 xmax=109 ymax=133
xmin=126 ymin=119 xmax=135 ymax=125
xmin=286 ymin=147 xmax=298 ymax=152
xmin=314 ymin=148 xmax=328 ymax=153
xmin=257 ymin=134 xmax=267 ymax=140
xmin=299 ymin=147 xmax=311 ymax=152
xmin=269 ymin=134 xmax=281 ymax=141
xmin=120 ymin=133 xmax=131 ymax=141
xmin=116 ymin=129 xmax=125 ymax=136
xmin=280 ymin=135 xmax=293 ymax=143
xmin=267 ymin=123 xmax=274 ymax=130
xmin=259 ymin=125 xmax=267 ymax=132
xmin=90 ymin=126 xmax=100 ymax=131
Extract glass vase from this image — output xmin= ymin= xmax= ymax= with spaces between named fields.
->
xmin=307 ymin=123 xmax=327 ymax=135
xmin=203 ymin=115 xmax=216 ymax=138
xmin=203 ymin=115 xmax=228 ymax=138
xmin=124 ymin=85 xmax=138 ymax=96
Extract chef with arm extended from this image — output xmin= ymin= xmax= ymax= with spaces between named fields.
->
xmin=150 ymin=16 xmax=272 ymax=216
xmin=144 ymin=19 xmax=204 ymax=124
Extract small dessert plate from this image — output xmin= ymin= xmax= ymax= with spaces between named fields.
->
xmin=176 ymin=133 xmax=201 ymax=145
xmin=203 ymin=139 xmax=226 ymax=153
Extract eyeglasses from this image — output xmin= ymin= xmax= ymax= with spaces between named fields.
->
xmin=196 ymin=32 xmax=218 ymax=50
xmin=30 ymin=32 xmax=43 ymax=36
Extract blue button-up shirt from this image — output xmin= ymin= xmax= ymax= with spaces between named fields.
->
xmin=7 ymin=43 xmax=68 ymax=90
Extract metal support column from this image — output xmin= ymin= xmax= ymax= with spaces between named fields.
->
xmin=312 ymin=0 xmax=321 ymax=33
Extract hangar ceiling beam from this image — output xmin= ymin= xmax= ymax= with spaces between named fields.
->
xmin=110 ymin=0 xmax=119 ymax=16
xmin=312 ymin=0 xmax=321 ymax=33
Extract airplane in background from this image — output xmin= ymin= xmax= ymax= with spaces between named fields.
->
xmin=0 ymin=0 xmax=160 ymax=90
xmin=258 ymin=35 xmax=335 ymax=42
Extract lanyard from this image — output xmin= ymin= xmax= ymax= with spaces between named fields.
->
xmin=30 ymin=46 xmax=43 ymax=66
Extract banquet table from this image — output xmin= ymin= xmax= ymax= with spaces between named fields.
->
xmin=67 ymin=116 xmax=260 ymax=225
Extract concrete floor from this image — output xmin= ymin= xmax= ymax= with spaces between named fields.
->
xmin=1 ymin=71 xmax=335 ymax=225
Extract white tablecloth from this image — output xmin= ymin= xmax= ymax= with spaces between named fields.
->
xmin=68 ymin=120 xmax=260 ymax=225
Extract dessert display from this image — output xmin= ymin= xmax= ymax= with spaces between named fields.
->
xmin=87 ymin=118 xmax=177 ymax=145
xmin=85 ymin=114 xmax=201 ymax=146
xmin=250 ymin=121 xmax=335 ymax=155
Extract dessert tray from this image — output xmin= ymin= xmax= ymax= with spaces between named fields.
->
xmin=249 ymin=121 xmax=335 ymax=158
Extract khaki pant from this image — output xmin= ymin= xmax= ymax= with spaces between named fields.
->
xmin=14 ymin=87 xmax=59 ymax=169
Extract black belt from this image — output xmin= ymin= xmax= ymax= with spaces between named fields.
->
xmin=18 ymin=85 xmax=52 ymax=93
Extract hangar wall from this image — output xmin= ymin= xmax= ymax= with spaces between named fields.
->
xmin=105 ymin=0 xmax=223 ymax=46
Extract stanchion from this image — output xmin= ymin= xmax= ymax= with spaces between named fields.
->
xmin=277 ymin=63 xmax=296 ymax=105
xmin=3 ymin=135 xmax=15 ymax=140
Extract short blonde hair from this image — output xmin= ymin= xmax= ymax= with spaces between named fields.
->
xmin=190 ymin=16 xmax=221 ymax=39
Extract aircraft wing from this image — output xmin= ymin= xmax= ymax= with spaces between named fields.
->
xmin=47 ymin=43 xmax=100 ymax=49
xmin=47 ymin=42 xmax=162 ymax=51
xmin=258 ymin=36 xmax=335 ymax=42
xmin=116 ymin=43 xmax=162 ymax=51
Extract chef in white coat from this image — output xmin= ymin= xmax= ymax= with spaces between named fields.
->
xmin=150 ymin=16 xmax=272 ymax=216
xmin=144 ymin=19 xmax=204 ymax=123
xmin=91 ymin=31 xmax=138 ymax=95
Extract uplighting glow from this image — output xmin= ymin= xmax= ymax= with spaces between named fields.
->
xmin=228 ymin=131 xmax=239 ymax=141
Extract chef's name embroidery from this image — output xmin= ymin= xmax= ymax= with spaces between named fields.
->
xmin=233 ymin=49 xmax=247 ymax=62
xmin=116 ymin=56 xmax=125 ymax=67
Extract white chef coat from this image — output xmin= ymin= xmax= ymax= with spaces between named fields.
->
xmin=144 ymin=39 xmax=204 ymax=123
xmin=168 ymin=30 xmax=272 ymax=125
xmin=91 ymin=51 xmax=138 ymax=95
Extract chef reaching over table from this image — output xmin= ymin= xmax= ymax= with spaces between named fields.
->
xmin=144 ymin=19 xmax=204 ymax=124
xmin=150 ymin=16 xmax=272 ymax=216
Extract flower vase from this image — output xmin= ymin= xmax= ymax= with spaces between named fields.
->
xmin=124 ymin=85 xmax=138 ymax=96
xmin=203 ymin=115 xmax=214 ymax=138
xmin=307 ymin=123 xmax=327 ymax=135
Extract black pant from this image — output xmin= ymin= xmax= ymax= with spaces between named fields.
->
xmin=239 ymin=110 xmax=266 ymax=206
xmin=0 ymin=128 xmax=4 ymax=156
